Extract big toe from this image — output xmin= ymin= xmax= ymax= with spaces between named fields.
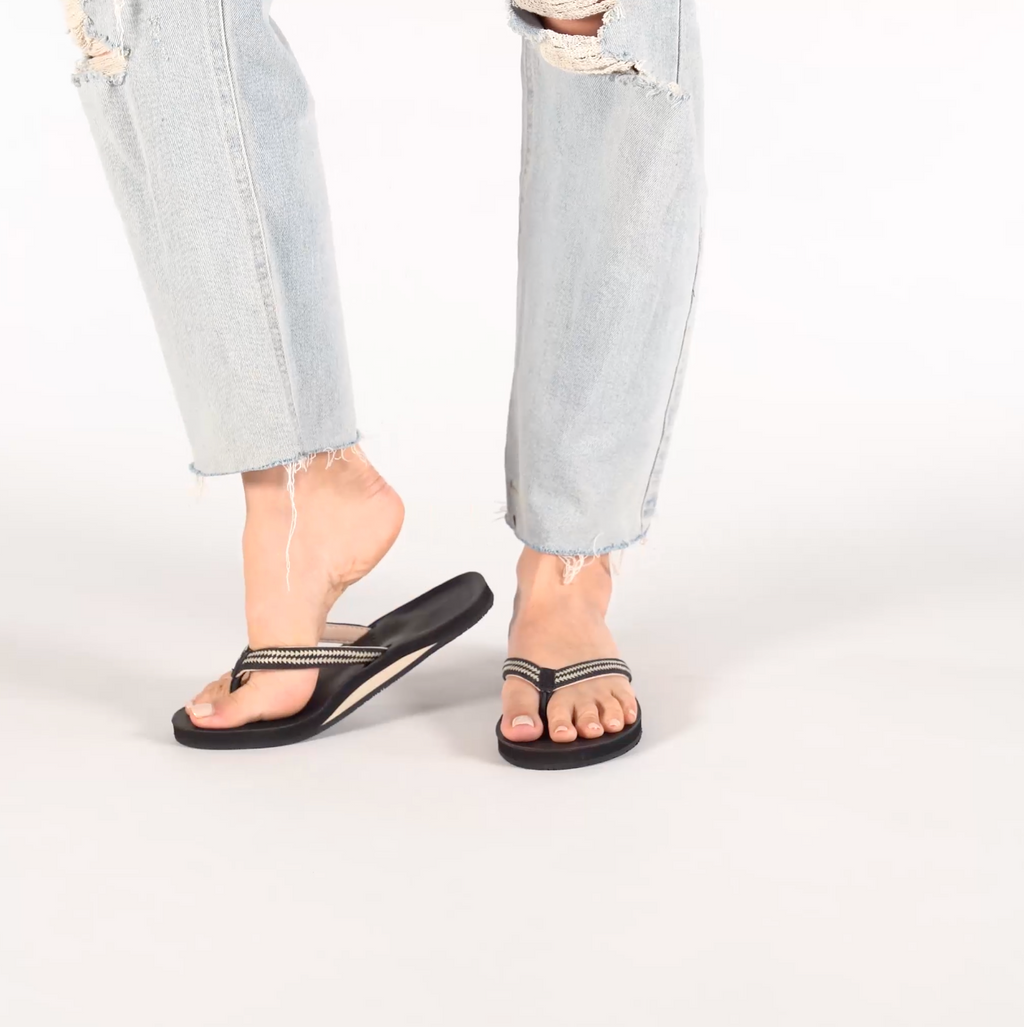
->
xmin=186 ymin=669 xmax=318 ymax=729
xmin=500 ymin=677 xmax=544 ymax=742
xmin=189 ymin=671 xmax=232 ymax=710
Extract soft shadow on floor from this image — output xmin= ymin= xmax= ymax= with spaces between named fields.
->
xmin=325 ymin=644 xmax=503 ymax=762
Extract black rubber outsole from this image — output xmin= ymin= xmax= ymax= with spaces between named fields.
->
xmin=172 ymin=573 xmax=494 ymax=750
xmin=495 ymin=707 xmax=642 ymax=771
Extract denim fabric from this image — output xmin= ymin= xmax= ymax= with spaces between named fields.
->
xmin=70 ymin=0 xmax=356 ymax=476
xmin=506 ymin=0 xmax=705 ymax=554
xmin=69 ymin=0 xmax=704 ymax=555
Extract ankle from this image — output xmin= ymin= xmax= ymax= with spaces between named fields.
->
xmin=515 ymin=548 xmax=612 ymax=615
xmin=241 ymin=449 xmax=384 ymax=514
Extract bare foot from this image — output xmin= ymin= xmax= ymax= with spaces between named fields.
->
xmin=185 ymin=449 xmax=404 ymax=728
xmin=500 ymin=548 xmax=638 ymax=743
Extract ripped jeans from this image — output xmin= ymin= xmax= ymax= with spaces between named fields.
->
xmin=67 ymin=0 xmax=705 ymax=558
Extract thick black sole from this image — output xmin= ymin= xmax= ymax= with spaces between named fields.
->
xmin=495 ymin=709 xmax=642 ymax=771
xmin=172 ymin=574 xmax=494 ymax=750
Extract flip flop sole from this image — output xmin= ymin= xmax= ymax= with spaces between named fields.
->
xmin=495 ymin=708 xmax=642 ymax=770
xmin=172 ymin=572 xmax=493 ymax=750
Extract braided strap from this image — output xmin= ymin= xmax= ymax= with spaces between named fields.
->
xmin=502 ymin=657 xmax=631 ymax=691
xmin=554 ymin=658 xmax=631 ymax=686
xmin=236 ymin=644 xmax=387 ymax=674
xmin=501 ymin=658 xmax=542 ymax=685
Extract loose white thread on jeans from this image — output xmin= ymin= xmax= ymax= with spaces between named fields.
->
xmin=284 ymin=462 xmax=299 ymax=592
xmin=324 ymin=443 xmax=366 ymax=469
xmin=560 ymin=554 xmax=588 ymax=585
xmin=559 ymin=534 xmax=605 ymax=584
xmin=284 ymin=456 xmax=313 ymax=592
xmin=283 ymin=446 xmax=361 ymax=589
xmin=114 ymin=0 xmax=127 ymax=48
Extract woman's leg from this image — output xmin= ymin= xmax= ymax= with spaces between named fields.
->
xmin=501 ymin=1 xmax=705 ymax=742
xmin=67 ymin=0 xmax=403 ymax=726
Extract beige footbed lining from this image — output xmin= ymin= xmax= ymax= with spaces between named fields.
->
xmin=322 ymin=645 xmax=434 ymax=725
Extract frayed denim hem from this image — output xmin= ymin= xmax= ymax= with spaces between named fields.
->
xmin=506 ymin=517 xmax=648 ymax=558
xmin=506 ymin=519 xmax=648 ymax=583
xmin=188 ymin=434 xmax=362 ymax=477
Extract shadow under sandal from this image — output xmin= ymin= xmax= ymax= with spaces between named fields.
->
xmin=172 ymin=572 xmax=493 ymax=749
xmin=496 ymin=658 xmax=642 ymax=770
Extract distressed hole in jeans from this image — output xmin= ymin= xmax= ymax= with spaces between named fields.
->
xmin=64 ymin=0 xmax=129 ymax=82
xmin=513 ymin=0 xmax=636 ymax=75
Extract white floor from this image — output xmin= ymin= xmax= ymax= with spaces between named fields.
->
xmin=1 ymin=2 xmax=1022 ymax=1024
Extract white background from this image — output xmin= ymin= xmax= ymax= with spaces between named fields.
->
xmin=1 ymin=2 xmax=1022 ymax=1024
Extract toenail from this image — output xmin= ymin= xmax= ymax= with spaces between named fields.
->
xmin=190 ymin=703 xmax=214 ymax=718
xmin=608 ymin=719 xmax=622 ymax=729
xmin=554 ymin=725 xmax=570 ymax=735
xmin=511 ymin=715 xmax=535 ymax=728
xmin=589 ymin=723 xmax=602 ymax=733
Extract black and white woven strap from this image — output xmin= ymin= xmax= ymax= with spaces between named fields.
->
xmin=502 ymin=657 xmax=632 ymax=692
xmin=235 ymin=644 xmax=387 ymax=676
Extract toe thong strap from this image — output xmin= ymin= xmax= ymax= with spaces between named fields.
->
xmin=502 ymin=657 xmax=632 ymax=722
xmin=230 ymin=642 xmax=387 ymax=691
xmin=502 ymin=657 xmax=632 ymax=690
xmin=551 ymin=658 xmax=632 ymax=687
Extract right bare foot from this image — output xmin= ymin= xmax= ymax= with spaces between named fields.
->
xmin=500 ymin=548 xmax=638 ymax=744
xmin=185 ymin=448 xmax=404 ymax=729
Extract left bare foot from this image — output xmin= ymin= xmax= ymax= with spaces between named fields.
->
xmin=185 ymin=448 xmax=404 ymax=729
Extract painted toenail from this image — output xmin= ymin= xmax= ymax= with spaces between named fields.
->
xmin=608 ymin=719 xmax=622 ymax=729
xmin=190 ymin=703 xmax=214 ymax=718
xmin=512 ymin=715 xmax=535 ymax=728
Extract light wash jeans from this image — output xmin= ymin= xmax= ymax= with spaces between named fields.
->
xmin=66 ymin=0 xmax=705 ymax=557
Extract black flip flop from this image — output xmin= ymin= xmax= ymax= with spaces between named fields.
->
xmin=496 ymin=657 xmax=642 ymax=770
xmin=172 ymin=572 xmax=493 ymax=749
